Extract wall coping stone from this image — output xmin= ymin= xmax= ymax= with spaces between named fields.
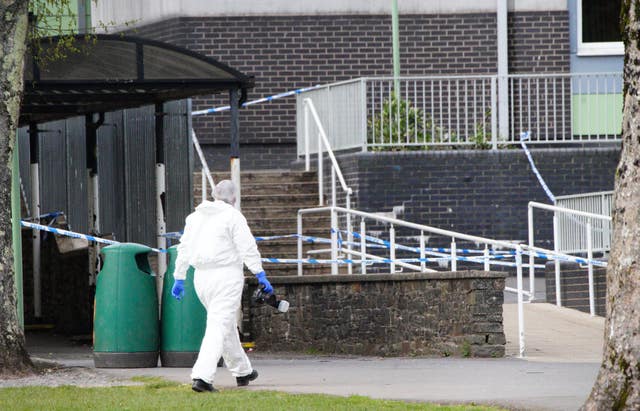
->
xmin=248 ymin=270 xmax=507 ymax=285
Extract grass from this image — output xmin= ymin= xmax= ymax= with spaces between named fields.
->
xmin=0 ymin=377 xmax=505 ymax=411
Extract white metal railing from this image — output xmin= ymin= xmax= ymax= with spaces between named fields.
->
xmin=296 ymin=73 xmax=622 ymax=152
xmin=528 ymin=201 xmax=611 ymax=317
xmin=555 ymin=191 xmax=613 ymax=254
xmin=301 ymin=98 xmax=354 ymax=274
xmin=296 ymin=205 xmax=608 ymax=357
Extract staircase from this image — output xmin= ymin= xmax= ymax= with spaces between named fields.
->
xmin=194 ymin=169 xmax=338 ymax=276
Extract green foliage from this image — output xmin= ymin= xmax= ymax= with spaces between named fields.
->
xmin=0 ymin=378 xmax=506 ymax=410
xmin=368 ymin=94 xmax=493 ymax=151
xmin=461 ymin=341 xmax=471 ymax=358
xmin=368 ymin=92 xmax=433 ymax=150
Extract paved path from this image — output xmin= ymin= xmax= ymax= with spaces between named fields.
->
xmin=27 ymin=302 xmax=605 ymax=411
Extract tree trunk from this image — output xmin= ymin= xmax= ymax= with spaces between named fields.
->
xmin=0 ymin=0 xmax=32 ymax=376
xmin=583 ymin=1 xmax=640 ymax=409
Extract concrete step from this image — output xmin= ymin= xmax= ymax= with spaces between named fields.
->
xmin=240 ymin=193 xmax=318 ymax=207
xmin=241 ymin=206 xmax=322 ymax=220
xmin=202 ymin=170 xmax=319 ymax=184
xmin=248 ymin=215 xmax=330 ymax=229
xmin=195 ymin=181 xmax=319 ymax=196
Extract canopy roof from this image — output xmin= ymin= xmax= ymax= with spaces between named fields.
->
xmin=21 ymin=34 xmax=254 ymax=125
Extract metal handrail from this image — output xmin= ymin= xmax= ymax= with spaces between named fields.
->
xmin=303 ymin=98 xmax=352 ymax=197
xmin=528 ymin=201 xmax=611 ymax=317
xmin=297 ymin=204 xmax=611 ymax=358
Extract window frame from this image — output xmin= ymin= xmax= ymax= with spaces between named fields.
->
xmin=577 ymin=0 xmax=623 ymax=56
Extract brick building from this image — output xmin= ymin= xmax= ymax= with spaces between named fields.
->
xmin=89 ymin=0 xmax=621 ymax=242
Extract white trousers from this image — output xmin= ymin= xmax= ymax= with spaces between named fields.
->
xmin=190 ymin=264 xmax=252 ymax=384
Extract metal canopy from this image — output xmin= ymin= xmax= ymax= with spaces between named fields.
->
xmin=20 ymin=34 xmax=254 ymax=125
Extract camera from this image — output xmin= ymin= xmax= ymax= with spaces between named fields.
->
xmin=251 ymin=284 xmax=289 ymax=313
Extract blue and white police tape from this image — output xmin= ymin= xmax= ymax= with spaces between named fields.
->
xmin=162 ymin=231 xmax=335 ymax=244
xmin=21 ymin=221 xmax=167 ymax=254
xmin=527 ymin=249 xmax=607 ymax=268
xmin=261 ymin=256 xmax=543 ymax=268
xmin=345 ymin=230 xmax=514 ymax=256
xmin=520 ymin=131 xmax=556 ymax=204
xmin=192 ymin=85 xmax=322 ymax=117
xmin=23 ymin=211 xmax=65 ymax=222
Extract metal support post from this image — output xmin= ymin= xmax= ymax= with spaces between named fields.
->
xmin=304 ymin=102 xmax=310 ymax=171
xmin=346 ymin=194 xmax=352 ymax=274
xmin=587 ymin=219 xmax=595 ymax=316
xmin=155 ymin=103 xmax=167 ymax=300
xmin=297 ymin=213 xmax=303 ymax=276
xmin=360 ymin=219 xmax=367 ymax=274
xmin=29 ymin=124 xmax=41 ymax=318
xmin=389 ymin=224 xmax=396 ymax=274
xmin=450 ymin=239 xmax=457 ymax=272
xmin=516 ymin=244 xmax=525 ymax=358
xmin=318 ymin=132 xmax=323 ymax=205
xmin=528 ymin=205 xmax=535 ymax=301
xmin=230 ymin=88 xmax=241 ymax=211
xmin=420 ymin=231 xmax=426 ymax=272
xmin=553 ymin=212 xmax=561 ymax=306
xmin=330 ymin=207 xmax=338 ymax=275
xmin=484 ymin=244 xmax=490 ymax=271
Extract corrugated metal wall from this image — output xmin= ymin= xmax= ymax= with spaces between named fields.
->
xmin=123 ymin=105 xmax=156 ymax=246
xmin=17 ymin=100 xmax=193 ymax=248
xmin=64 ymin=117 xmax=89 ymax=234
xmin=97 ymin=112 xmax=126 ymax=241
xmin=164 ymin=100 xmax=193 ymax=232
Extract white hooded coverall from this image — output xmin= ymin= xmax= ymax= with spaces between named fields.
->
xmin=173 ymin=199 xmax=263 ymax=384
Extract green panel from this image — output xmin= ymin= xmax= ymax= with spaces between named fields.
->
xmin=94 ymin=243 xmax=159 ymax=353
xmin=160 ymin=246 xmax=206 ymax=352
xmin=572 ymin=93 xmax=623 ymax=135
xmin=31 ymin=0 xmax=80 ymax=35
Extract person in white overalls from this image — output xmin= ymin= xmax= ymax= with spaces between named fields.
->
xmin=171 ymin=179 xmax=273 ymax=393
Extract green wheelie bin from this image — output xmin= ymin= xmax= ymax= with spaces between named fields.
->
xmin=160 ymin=245 xmax=206 ymax=367
xmin=94 ymin=243 xmax=159 ymax=368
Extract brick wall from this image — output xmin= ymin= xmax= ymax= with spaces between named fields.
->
xmin=330 ymin=147 xmax=618 ymax=246
xmin=246 ymin=271 xmax=506 ymax=357
xmin=131 ymin=11 xmax=569 ymax=169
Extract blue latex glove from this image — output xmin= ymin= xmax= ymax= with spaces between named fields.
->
xmin=255 ymin=271 xmax=273 ymax=294
xmin=171 ymin=279 xmax=185 ymax=300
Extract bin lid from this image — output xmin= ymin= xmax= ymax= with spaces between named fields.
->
xmin=101 ymin=242 xmax=152 ymax=256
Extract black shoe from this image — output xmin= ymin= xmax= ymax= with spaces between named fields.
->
xmin=192 ymin=378 xmax=217 ymax=393
xmin=236 ymin=370 xmax=258 ymax=387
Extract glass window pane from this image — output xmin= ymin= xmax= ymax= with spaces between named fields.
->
xmin=582 ymin=0 xmax=622 ymax=43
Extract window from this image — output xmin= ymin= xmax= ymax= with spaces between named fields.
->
xmin=578 ymin=0 xmax=623 ymax=56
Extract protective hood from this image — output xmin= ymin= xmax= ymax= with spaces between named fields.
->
xmin=195 ymin=200 xmax=233 ymax=215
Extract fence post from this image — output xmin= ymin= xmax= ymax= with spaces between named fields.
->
xmin=587 ymin=219 xmax=595 ymax=316
xmin=297 ymin=212 xmax=303 ymax=277
xmin=451 ymin=239 xmax=457 ymax=272
xmin=360 ymin=219 xmax=367 ymax=274
xmin=484 ymin=244 xmax=490 ymax=271
xmin=553 ymin=211 xmax=562 ymax=306
xmin=304 ymin=101 xmax=310 ymax=171
xmin=528 ymin=204 xmax=535 ymax=302
xmin=330 ymin=207 xmax=338 ymax=275
xmin=318 ymin=132 xmax=323 ymax=206
xmin=346 ymin=194 xmax=353 ymax=275
xmin=420 ymin=231 xmax=426 ymax=272
xmin=491 ymin=76 xmax=498 ymax=150
xmin=389 ymin=224 xmax=396 ymax=274
xmin=331 ymin=166 xmax=337 ymax=207
xmin=516 ymin=244 xmax=525 ymax=358
xmin=361 ymin=78 xmax=368 ymax=152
